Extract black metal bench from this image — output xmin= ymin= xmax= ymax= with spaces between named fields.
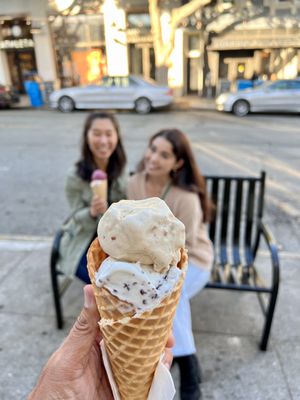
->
xmin=204 ymin=171 xmax=280 ymax=351
xmin=50 ymin=171 xmax=280 ymax=351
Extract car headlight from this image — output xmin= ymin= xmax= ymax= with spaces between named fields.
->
xmin=216 ymin=94 xmax=229 ymax=104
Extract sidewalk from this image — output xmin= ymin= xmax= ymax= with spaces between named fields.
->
xmin=0 ymin=235 xmax=299 ymax=399
xmin=173 ymin=95 xmax=216 ymax=112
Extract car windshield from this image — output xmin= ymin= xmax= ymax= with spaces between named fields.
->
xmin=134 ymin=76 xmax=159 ymax=87
xmin=253 ymin=80 xmax=300 ymax=91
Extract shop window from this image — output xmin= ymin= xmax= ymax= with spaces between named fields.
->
xmin=50 ymin=14 xmax=106 ymax=87
xmin=188 ymin=35 xmax=199 ymax=51
xmin=127 ymin=13 xmax=151 ymax=29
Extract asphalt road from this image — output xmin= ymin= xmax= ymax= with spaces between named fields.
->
xmin=0 ymin=108 xmax=299 ymax=253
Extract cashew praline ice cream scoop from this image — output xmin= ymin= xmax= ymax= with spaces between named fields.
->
xmin=97 ymin=197 xmax=185 ymax=273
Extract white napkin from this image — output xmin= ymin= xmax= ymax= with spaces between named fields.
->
xmin=100 ymin=340 xmax=176 ymax=400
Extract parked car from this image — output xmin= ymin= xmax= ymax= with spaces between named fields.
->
xmin=216 ymin=79 xmax=300 ymax=116
xmin=0 ymin=84 xmax=20 ymax=108
xmin=49 ymin=75 xmax=173 ymax=114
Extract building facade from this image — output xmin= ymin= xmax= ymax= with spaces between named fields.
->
xmin=1 ymin=0 xmax=300 ymax=97
xmin=0 ymin=1 xmax=56 ymax=92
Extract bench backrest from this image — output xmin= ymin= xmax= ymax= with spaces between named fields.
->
xmin=204 ymin=171 xmax=265 ymax=266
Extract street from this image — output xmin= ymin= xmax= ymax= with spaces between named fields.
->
xmin=1 ymin=108 xmax=299 ymax=252
xmin=0 ymin=107 xmax=300 ymax=400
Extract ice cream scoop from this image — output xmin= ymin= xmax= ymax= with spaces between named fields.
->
xmin=91 ymin=169 xmax=107 ymax=181
xmin=97 ymin=197 xmax=185 ymax=273
xmin=95 ymin=257 xmax=182 ymax=314
xmin=90 ymin=169 xmax=107 ymax=200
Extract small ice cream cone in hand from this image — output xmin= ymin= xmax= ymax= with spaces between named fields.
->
xmin=91 ymin=169 xmax=107 ymax=200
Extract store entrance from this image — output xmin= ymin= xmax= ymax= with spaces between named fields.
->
xmin=6 ymin=50 xmax=37 ymax=93
xmin=187 ymin=57 xmax=200 ymax=94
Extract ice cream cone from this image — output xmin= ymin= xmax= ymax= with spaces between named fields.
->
xmin=91 ymin=179 xmax=107 ymax=201
xmin=87 ymin=238 xmax=187 ymax=400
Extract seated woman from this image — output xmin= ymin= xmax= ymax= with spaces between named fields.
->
xmin=59 ymin=112 xmax=127 ymax=283
xmin=127 ymin=128 xmax=214 ymax=400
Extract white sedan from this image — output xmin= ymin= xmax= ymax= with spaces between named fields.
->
xmin=216 ymin=79 xmax=300 ymax=116
xmin=49 ymin=75 xmax=173 ymax=114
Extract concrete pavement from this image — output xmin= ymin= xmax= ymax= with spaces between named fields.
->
xmin=0 ymin=234 xmax=299 ymax=400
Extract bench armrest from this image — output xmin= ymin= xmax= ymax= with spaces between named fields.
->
xmin=258 ymin=221 xmax=280 ymax=290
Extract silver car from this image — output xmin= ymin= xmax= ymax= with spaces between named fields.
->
xmin=49 ymin=75 xmax=173 ymax=114
xmin=216 ymin=79 xmax=300 ymax=117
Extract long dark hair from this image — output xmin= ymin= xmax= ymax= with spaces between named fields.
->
xmin=76 ymin=112 xmax=126 ymax=183
xmin=138 ymin=128 xmax=213 ymax=223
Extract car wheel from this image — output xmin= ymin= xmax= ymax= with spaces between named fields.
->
xmin=135 ymin=97 xmax=151 ymax=114
xmin=58 ymin=96 xmax=75 ymax=112
xmin=232 ymin=100 xmax=250 ymax=117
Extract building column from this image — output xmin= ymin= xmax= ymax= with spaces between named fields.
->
xmin=103 ymin=0 xmax=128 ymax=76
xmin=32 ymin=21 xmax=57 ymax=83
xmin=208 ymin=51 xmax=219 ymax=96
xmin=168 ymin=28 xmax=184 ymax=97
xmin=142 ymin=45 xmax=150 ymax=79
xmin=253 ymin=50 xmax=262 ymax=75
xmin=0 ymin=51 xmax=11 ymax=86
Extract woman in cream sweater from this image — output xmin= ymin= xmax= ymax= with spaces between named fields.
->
xmin=127 ymin=128 xmax=214 ymax=400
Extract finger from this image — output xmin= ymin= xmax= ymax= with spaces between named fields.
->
xmin=162 ymin=332 xmax=175 ymax=369
xmin=165 ymin=332 xmax=175 ymax=349
xmin=62 ymin=285 xmax=101 ymax=360
xmin=162 ymin=348 xmax=173 ymax=370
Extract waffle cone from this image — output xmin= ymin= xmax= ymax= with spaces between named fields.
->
xmin=87 ymin=238 xmax=187 ymax=400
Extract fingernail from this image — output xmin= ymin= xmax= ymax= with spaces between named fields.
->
xmin=84 ymin=286 xmax=93 ymax=308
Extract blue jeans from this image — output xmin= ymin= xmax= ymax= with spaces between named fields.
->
xmin=172 ymin=263 xmax=210 ymax=357
xmin=75 ymin=250 xmax=91 ymax=284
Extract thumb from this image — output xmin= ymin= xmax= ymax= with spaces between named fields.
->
xmin=62 ymin=285 xmax=101 ymax=358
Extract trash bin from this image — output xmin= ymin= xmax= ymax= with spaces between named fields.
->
xmin=24 ymin=80 xmax=44 ymax=107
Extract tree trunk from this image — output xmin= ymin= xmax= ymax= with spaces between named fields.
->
xmin=155 ymin=65 xmax=169 ymax=85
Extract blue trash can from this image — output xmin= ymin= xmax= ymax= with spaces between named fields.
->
xmin=24 ymin=81 xmax=44 ymax=107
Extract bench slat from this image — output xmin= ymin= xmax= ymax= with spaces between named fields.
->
xmin=220 ymin=179 xmax=231 ymax=266
xmin=209 ymin=178 xmax=219 ymax=242
xmin=245 ymin=180 xmax=256 ymax=265
xmin=232 ymin=180 xmax=243 ymax=265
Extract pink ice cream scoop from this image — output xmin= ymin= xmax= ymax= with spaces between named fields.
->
xmin=91 ymin=169 xmax=108 ymax=199
xmin=91 ymin=169 xmax=107 ymax=181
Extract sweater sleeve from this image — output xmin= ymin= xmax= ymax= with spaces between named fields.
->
xmin=65 ymin=170 xmax=98 ymax=231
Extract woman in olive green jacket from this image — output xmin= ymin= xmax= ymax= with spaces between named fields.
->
xmin=58 ymin=112 xmax=127 ymax=281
